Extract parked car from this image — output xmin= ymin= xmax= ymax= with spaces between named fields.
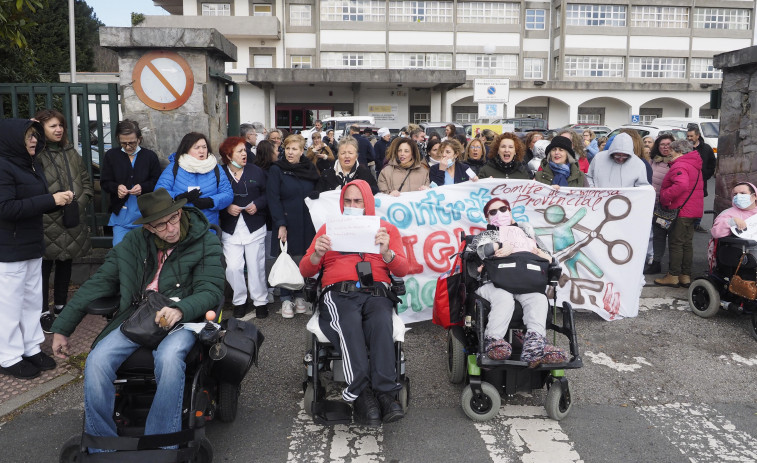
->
xmin=556 ymin=124 xmax=612 ymax=138
xmin=420 ymin=122 xmax=466 ymax=140
xmin=322 ymin=116 xmax=376 ymax=141
xmin=651 ymin=117 xmax=719 ymax=153
xmin=606 ymin=124 xmax=688 ymax=142
xmin=489 ymin=117 xmax=549 ymax=133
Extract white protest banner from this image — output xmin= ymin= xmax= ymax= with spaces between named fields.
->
xmin=306 ymin=179 xmax=655 ymax=323
xmin=730 ymin=212 xmax=757 ymax=240
xmin=327 ymin=215 xmax=380 ymax=253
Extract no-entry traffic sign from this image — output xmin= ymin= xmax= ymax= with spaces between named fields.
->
xmin=132 ymin=51 xmax=194 ymax=111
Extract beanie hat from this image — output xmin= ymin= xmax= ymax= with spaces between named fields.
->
xmin=546 ymin=135 xmax=575 ymax=159
xmin=377 ymin=127 xmax=390 ymax=138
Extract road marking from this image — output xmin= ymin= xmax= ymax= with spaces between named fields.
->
xmin=287 ymin=399 xmax=384 ymax=463
xmin=638 ymin=298 xmax=689 ymax=312
xmin=584 ymin=351 xmax=651 ymax=372
xmin=638 ymin=403 xmax=757 ymax=462
xmin=474 ymin=405 xmax=582 ymax=463
xmin=718 ymin=353 xmax=757 ymax=366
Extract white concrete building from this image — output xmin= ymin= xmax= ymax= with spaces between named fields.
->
xmin=148 ymin=0 xmax=756 ymax=130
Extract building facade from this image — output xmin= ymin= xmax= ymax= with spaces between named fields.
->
xmin=148 ymin=0 xmax=756 ymax=130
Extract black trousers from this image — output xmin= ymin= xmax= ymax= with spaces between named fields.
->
xmin=319 ymin=290 xmax=400 ymax=402
xmin=41 ymin=259 xmax=72 ymax=311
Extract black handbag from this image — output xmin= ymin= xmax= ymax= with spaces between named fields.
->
xmin=483 ymin=251 xmax=550 ymax=294
xmin=60 ymin=152 xmax=79 ymax=228
xmin=210 ymin=317 xmax=264 ymax=385
xmin=120 ymin=290 xmax=176 ymax=349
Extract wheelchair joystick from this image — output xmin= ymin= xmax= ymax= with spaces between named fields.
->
xmin=198 ymin=310 xmax=223 ymax=346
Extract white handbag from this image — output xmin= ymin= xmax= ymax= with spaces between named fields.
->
xmin=268 ymin=240 xmax=305 ymax=290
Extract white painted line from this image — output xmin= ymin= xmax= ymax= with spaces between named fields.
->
xmin=638 ymin=403 xmax=757 ymax=462
xmin=718 ymin=353 xmax=757 ymax=366
xmin=474 ymin=405 xmax=583 ymax=463
xmin=584 ymin=351 xmax=651 ymax=372
xmin=286 ymin=398 xmax=384 ymax=463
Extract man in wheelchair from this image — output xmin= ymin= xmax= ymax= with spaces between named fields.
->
xmin=470 ymin=198 xmax=567 ymax=366
xmin=50 ymin=188 xmax=225 ymax=450
xmin=299 ymin=179 xmax=409 ymax=426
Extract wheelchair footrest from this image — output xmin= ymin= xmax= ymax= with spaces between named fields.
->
xmin=313 ymin=399 xmax=353 ymax=425
xmin=478 ymin=355 xmax=582 ymax=370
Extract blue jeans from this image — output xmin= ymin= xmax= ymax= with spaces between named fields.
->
xmin=84 ymin=327 xmax=196 ymax=451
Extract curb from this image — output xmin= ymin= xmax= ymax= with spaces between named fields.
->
xmin=0 ymin=372 xmax=79 ymax=420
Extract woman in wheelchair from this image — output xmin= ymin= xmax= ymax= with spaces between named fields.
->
xmin=471 ymin=198 xmax=567 ymax=366
xmin=711 ymin=182 xmax=757 ymax=239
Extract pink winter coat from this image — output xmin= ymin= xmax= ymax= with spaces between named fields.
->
xmin=651 ymin=157 xmax=671 ymax=196
xmin=659 ymin=151 xmax=704 ymax=219
xmin=711 ymin=205 xmax=757 ymax=239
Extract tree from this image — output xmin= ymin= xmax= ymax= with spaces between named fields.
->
xmin=0 ymin=0 xmax=45 ymax=48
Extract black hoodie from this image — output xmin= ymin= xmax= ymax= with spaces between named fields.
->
xmin=0 ymin=118 xmax=58 ymax=261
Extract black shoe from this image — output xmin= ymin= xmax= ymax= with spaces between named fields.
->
xmin=643 ymin=262 xmax=661 ymax=275
xmin=0 ymin=359 xmax=40 ymax=379
xmin=40 ymin=311 xmax=55 ymax=334
xmin=255 ymin=304 xmax=269 ymax=319
xmin=232 ymin=303 xmax=247 ymax=318
xmin=23 ymin=351 xmax=56 ymax=371
xmin=353 ymin=388 xmax=382 ymax=426
xmin=695 ymin=225 xmax=709 ymax=233
xmin=376 ymin=391 xmax=405 ymax=423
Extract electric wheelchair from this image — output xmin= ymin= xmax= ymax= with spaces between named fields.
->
xmin=688 ymin=236 xmax=757 ymax=341
xmin=59 ymin=297 xmax=263 ymax=462
xmin=442 ymin=233 xmax=582 ymax=422
xmin=301 ymin=275 xmax=409 ymax=425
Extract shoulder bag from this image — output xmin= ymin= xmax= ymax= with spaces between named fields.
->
xmin=653 ymin=170 xmax=700 ymax=230
xmin=120 ymin=290 xmax=176 ymax=349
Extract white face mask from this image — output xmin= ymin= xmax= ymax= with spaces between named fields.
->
xmin=427 ymin=157 xmax=440 ymax=167
xmin=343 ymin=207 xmax=364 ymax=216
xmin=446 ymin=159 xmax=454 ymax=169
xmin=733 ymin=193 xmax=753 ymax=210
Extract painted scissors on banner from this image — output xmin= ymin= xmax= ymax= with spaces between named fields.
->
xmin=554 ymin=195 xmax=633 ymax=265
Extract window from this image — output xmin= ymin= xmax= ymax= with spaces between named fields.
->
xmin=566 ymin=4 xmax=626 ymax=27
xmin=291 ymin=55 xmax=312 ymax=69
xmin=577 ymin=114 xmax=601 ymax=124
xmin=290 ymin=5 xmax=312 ymax=26
xmin=456 ymin=54 xmax=518 ymax=77
xmin=515 ymin=113 xmax=543 ymax=119
xmin=389 ymin=53 xmax=452 ymax=69
xmin=631 ymin=6 xmax=688 ymax=28
xmin=629 ymin=57 xmax=686 ymax=79
xmin=690 ymin=58 xmax=723 ymax=79
xmin=457 ymin=2 xmax=519 ymax=24
xmin=414 ymin=113 xmax=431 ymax=124
xmin=253 ymin=55 xmax=273 ymax=68
xmin=321 ymin=52 xmax=384 ymax=68
xmin=456 ymin=113 xmax=477 ymax=124
xmin=321 ymin=0 xmax=385 ymax=22
xmin=525 ymin=9 xmax=546 ymax=30
xmin=389 ymin=1 xmax=453 ymax=23
xmin=564 ymin=56 xmax=624 ymax=78
xmin=523 ymin=58 xmax=544 ymax=79
xmin=639 ymin=114 xmax=659 ymax=125
xmin=253 ymin=4 xmax=272 ymax=16
xmin=694 ymin=8 xmax=750 ymax=30
xmin=201 ymin=3 xmax=230 ymax=16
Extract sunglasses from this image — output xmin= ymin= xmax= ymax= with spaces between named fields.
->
xmin=487 ymin=206 xmax=510 ymax=217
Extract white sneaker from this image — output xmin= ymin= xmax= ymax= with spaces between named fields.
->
xmin=281 ymin=300 xmax=295 ymax=319
xmin=294 ymin=297 xmax=311 ymax=314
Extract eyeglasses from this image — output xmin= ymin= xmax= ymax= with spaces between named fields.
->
xmin=120 ymin=141 xmax=139 ymax=148
xmin=487 ymin=206 xmax=510 ymax=217
xmin=470 ymin=145 xmax=482 ymax=150
xmin=149 ymin=212 xmax=180 ymax=232
xmin=234 ymin=181 xmax=248 ymax=198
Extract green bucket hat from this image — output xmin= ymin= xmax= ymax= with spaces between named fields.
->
xmin=133 ymin=188 xmax=187 ymax=225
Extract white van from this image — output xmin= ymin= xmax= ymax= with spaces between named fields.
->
xmin=322 ymin=116 xmax=376 ymax=141
xmin=651 ymin=118 xmax=719 ymax=154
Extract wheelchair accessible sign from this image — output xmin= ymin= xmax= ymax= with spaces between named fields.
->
xmin=474 ymin=78 xmax=509 ymax=103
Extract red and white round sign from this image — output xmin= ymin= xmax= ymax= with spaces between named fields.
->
xmin=132 ymin=51 xmax=194 ymax=111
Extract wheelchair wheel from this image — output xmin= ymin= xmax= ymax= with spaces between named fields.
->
xmin=750 ymin=312 xmax=757 ymax=342
xmin=461 ymin=382 xmax=500 ymax=421
xmin=191 ymin=437 xmax=213 ymax=463
xmin=447 ymin=327 xmax=466 ymax=384
xmin=217 ymin=382 xmax=240 ymax=423
xmin=304 ymin=382 xmax=316 ymax=417
xmin=689 ymin=279 xmax=720 ymax=318
xmin=59 ymin=435 xmax=83 ymax=462
xmin=545 ymin=381 xmax=572 ymax=421
xmin=399 ymin=377 xmax=410 ymax=413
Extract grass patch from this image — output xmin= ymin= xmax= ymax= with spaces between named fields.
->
xmin=66 ymin=353 xmax=88 ymax=373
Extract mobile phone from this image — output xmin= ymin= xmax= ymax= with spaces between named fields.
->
xmin=356 ymin=261 xmax=373 ymax=288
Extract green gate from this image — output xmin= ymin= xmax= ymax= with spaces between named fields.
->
xmin=0 ymin=83 xmax=120 ymax=248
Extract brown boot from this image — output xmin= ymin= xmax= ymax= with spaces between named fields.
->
xmin=678 ymin=275 xmax=691 ymax=288
xmin=654 ymin=273 xmax=679 ymax=287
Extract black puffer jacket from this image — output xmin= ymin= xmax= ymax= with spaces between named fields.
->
xmin=0 ymin=119 xmax=58 ymax=262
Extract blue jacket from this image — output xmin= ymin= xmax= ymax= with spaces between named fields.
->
xmin=155 ymin=153 xmax=234 ymax=226
xmin=219 ymin=163 xmax=268 ymax=235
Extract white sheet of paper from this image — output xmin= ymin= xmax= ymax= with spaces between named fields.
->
xmin=730 ymin=213 xmax=757 ymax=240
xmin=327 ymin=216 xmax=381 ymax=253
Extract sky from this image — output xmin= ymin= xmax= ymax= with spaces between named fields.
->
xmin=86 ymin=0 xmax=168 ymax=27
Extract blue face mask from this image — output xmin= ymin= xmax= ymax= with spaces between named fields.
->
xmin=446 ymin=159 xmax=454 ymax=169
xmin=343 ymin=207 xmax=364 ymax=216
xmin=231 ymin=160 xmax=243 ymax=169
xmin=733 ymin=193 xmax=753 ymax=209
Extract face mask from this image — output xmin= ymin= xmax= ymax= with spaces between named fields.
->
xmin=489 ymin=210 xmax=512 ymax=228
xmin=231 ymin=160 xmax=243 ymax=169
xmin=446 ymin=159 xmax=454 ymax=169
xmin=733 ymin=193 xmax=753 ymax=209
xmin=343 ymin=207 xmax=364 ymax=216
xmin=427 ymin=157 xmax=439 ymax=167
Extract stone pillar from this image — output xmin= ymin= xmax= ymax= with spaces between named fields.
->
xmin=713 ymin=46 xmax=757 ymax=215
xmin=100 ymin=27 xmax=237 ymax=164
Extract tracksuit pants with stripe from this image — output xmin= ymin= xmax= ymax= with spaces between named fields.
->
xmin=319 ymin=290 xmax=401 ymax=402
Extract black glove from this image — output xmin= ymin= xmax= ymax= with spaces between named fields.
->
xmin=193 ymin=197 xmax=214 ymax=209
xmin=175 ymin=189 xmax=202 ymax=203
xmin=307 ymin=190 xmax=321 ymax=200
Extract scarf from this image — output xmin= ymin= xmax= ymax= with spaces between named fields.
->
xmin=153 ymin=211 xmax=190 ymax=257
xmin=493 ymin=157 xmax=517 ymax=173
xmin=274 ymin=155 xmax=320 ymax=182
xmin=334 ymin=159 xmax=359 ymax=187
xmin=549 ymin=161 xmax=571 ymax=187
xmin=178 ymin=153 xmax=218 ymax=174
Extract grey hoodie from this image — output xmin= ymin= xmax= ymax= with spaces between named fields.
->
xmin=587 ymin=133 xmax=650 ymax=188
